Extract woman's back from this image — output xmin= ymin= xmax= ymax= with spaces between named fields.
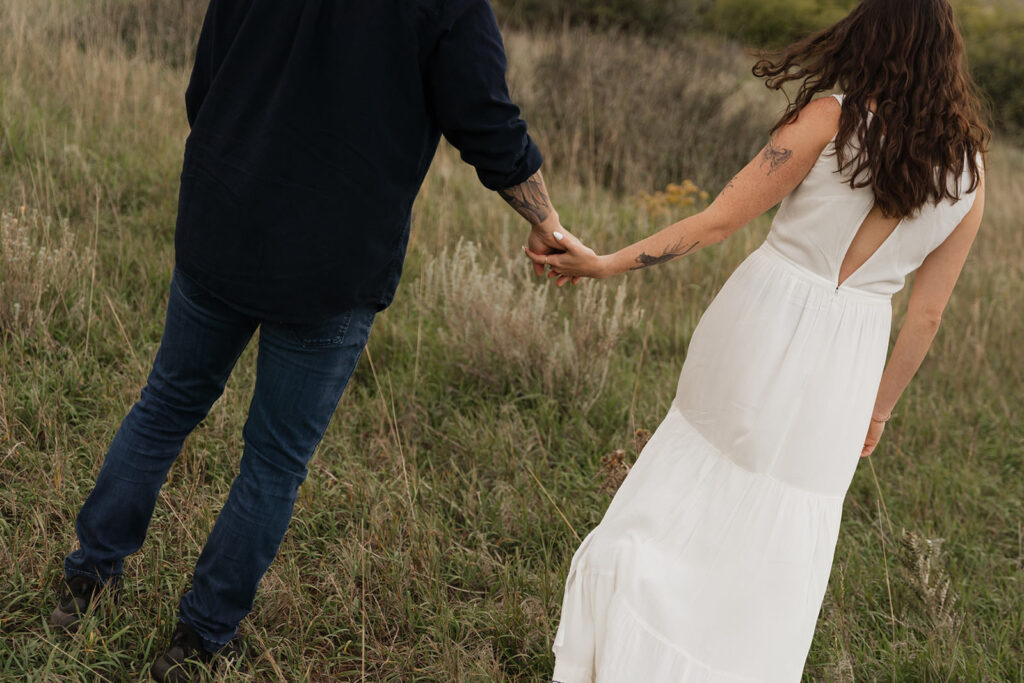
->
xmin=765 ymin=94 xmax=981 ymax=298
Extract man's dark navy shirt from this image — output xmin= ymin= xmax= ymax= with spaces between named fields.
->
xmin=175 ymin=0 xmax=542 ymax=322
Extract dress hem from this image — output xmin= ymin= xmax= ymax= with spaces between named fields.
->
xmin=553 ymin=573 xmax=763 ymax=682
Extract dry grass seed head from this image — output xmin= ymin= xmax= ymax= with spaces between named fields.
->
xmin=896 ymin=528 xmax=964 ymax=636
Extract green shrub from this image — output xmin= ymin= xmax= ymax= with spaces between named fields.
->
xmin=705 ymin=0 xmax=854 ymax=47
xmin=957 ymin=1 xmax=1024 ymax=135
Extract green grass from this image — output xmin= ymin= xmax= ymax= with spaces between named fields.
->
xmin=1 ymin=2 xmax=1022 ymax=680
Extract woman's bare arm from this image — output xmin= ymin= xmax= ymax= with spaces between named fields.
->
xmin=526 ymin=96 xmax=841 ymax=278
xmin=871 ymin=171 xmax=986 ymax=422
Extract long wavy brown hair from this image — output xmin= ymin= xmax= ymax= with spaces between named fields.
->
xmin=752 ymin=0 xmax=990 ymax=218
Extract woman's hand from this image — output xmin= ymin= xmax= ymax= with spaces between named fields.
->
xmin=861 ymin=418 xmax=885 ymax=458
xmin=524 ymin=231 xmax=612 ymax=285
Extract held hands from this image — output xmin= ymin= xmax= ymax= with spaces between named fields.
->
xmin=501 ymin=171 xmax=610 ymax=286
xmin=524 ymin=227 xmax=611 ymax=287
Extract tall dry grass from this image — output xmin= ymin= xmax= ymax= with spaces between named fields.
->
xmin=415 ymin=239 xmax=642 ymax=410
xmin=506 ymin=29 xmax=777 ymax=192
xmin=0 ymin=208 xmax=94 ymax=336
xmin=0 ymin=0 xmax=191 ymax=220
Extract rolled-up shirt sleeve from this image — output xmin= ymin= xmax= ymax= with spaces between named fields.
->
xmin=425 ymin=0 xmax=543 ymax=190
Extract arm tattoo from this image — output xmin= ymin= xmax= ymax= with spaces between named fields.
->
xmin=630 ymin=237 xmax=701 ymax=270
xmin=498 ymin=171 xmax=552 ymax=225
xmin=760 ymin=140 xmax=792 ymax=176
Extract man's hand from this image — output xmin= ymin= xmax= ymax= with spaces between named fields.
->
xmin=526 ymin=221 xmax=580 ymax=285
xmin=526 ymin=223 xmax=585 ymax=286
xmin=525 ymin=229 xmax=609 ymax=285
xmin=526 ymin=216 xmax=561 ymax=277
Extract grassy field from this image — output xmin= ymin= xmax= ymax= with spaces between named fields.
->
xmin=1 ymin=1 xmax=1022 ymax=681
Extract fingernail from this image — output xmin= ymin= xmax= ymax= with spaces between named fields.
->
xmin=553 ymin=231 xmax=564 ymax=240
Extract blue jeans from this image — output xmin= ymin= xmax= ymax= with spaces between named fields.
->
xmin=65 ymin=267 xmax=375 ymax=651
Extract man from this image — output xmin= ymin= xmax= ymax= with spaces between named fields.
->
xmin=51 ymin=1 xmax=569 ymax=680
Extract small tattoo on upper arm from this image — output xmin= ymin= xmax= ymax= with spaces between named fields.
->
xmin=499 ymin=171 xmax=552 ymax=225
xmin=760 ymin=140 xmax=793 ymax=176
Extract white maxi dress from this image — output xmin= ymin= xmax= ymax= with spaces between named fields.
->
xmin=551 ymin=95 xmax=980 ymax=682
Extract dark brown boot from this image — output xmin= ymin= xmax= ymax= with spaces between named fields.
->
xmin=49 ymin=574 xmax=118 ymax=630
xmin=150 ymin=621 xmax=243 ymax=682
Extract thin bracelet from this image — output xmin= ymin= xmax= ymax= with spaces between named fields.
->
xmin=871 ymin=412 xmax=893 ymax=423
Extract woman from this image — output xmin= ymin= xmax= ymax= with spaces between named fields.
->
xmin=526 ymin=0 xmax=989 ymax=680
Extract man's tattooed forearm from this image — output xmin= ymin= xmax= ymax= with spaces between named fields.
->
xmin=499 ymin=171 xmax=552 ymax=225
xmin=760 ymin=140 xmax=792 ymax=176
xmin=630 ymin=237 xmax=701 ymax=270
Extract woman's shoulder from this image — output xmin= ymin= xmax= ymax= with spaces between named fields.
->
xmin=782 ymin=95 xmax=842 ymax=147
xmin=801 ymin=94 xmax=843 ymax=121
